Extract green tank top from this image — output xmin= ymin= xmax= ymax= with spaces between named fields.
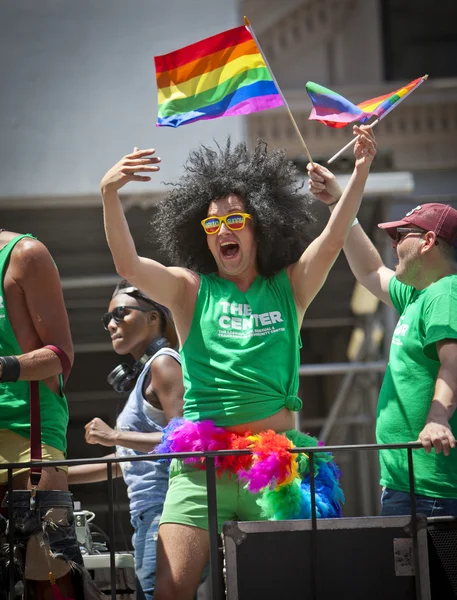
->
xmin=0 ymin=234 xmax=69 ymax=453
xmin=181 ymin=269 xmax=303 ymax=426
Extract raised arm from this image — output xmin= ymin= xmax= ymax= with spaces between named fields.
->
xmin=307 ymin=133 xmax=394 ymax=308
xmin=288 ymin=126 xmax=376 ymax=317
xmin=100 ymin=148 xmax=198 ymax=313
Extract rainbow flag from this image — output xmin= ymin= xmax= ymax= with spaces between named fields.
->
xmin=154 ymin=25 xmax=283 ymax=128
xmin=306 ymin=76 xmax=426 ymax=128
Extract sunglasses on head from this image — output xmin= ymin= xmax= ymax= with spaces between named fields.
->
xmin=395 ymin=227 xmax=427 ymax=244
xmin=102 ymin=306 xmax=151 ymax=330
xmin=201 ymin=212 xmax=252 ymax=235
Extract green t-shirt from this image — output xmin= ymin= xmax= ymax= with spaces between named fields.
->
xmin=181 ymin=269 xmax=302 ymax=426
xmin=377 ymin=274 xmax=457 ymax=498
xmin=0 ymin=234 xmax=69 ymax=453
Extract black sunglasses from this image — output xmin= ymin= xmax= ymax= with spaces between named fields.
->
xmin=102 ymin=306 xmax=151 ymax=330
xmin=395 ymin=227 xmax=426 ymax=244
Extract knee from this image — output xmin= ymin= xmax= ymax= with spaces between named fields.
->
xmin=154 ymin=588 xmax=178 ymax=600
xmin=154 ymin=577 xmax=195 ymax=600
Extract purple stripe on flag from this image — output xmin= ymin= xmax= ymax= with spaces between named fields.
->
xmin=309 ymin=107 xmax=373 ymax=124
xmin=217 ymin=94 xmax=283 ymax=117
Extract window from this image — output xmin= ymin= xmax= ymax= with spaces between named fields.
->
xmin=381 ymin=0 xmax=457 ymax=80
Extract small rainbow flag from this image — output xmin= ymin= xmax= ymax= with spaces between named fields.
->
xmin=306 ymin=76 xmax=427 ymax=128
xmin=154 ymin=25 xmax=283 ymax=128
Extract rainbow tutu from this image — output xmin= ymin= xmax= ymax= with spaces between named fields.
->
xmin=155 ymin=418 xmax=344 ymax=520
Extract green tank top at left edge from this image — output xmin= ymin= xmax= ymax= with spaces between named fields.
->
xmin=0 ymin=234 xmax=69 ymax=453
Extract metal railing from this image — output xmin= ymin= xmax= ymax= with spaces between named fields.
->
xmin=2 ymin=441 xmax=424 ymax=600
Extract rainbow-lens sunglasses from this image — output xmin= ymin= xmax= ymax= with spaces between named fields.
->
xmin=201 ymin=212 xmax=252 ymax=235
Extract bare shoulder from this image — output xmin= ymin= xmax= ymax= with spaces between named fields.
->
xmin=12 ymin=237 xmax=52 ymax=262
xmin=11 ymin=238 xmax=56 ymax=279
xmin=169 ymin=266 xmax=200 ymax=287
xmin=150 ymin=353 xmax=182 ymax=376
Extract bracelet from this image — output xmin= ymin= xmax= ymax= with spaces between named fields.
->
xmin=352 ymin=218 xmax=359 ymax=227
xmin=0 ymin=356 xmax=21 ymax=382
xmin=327 ymin=200 xmax=339 ymax=207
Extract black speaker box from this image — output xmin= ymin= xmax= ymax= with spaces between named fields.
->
xmin=427 ymin=517 xmax=457 ymax=599
xmin=222 ymin=516 xmax=431 ymax=599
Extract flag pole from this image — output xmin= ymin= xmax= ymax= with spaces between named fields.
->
xmin=327 ymin=75 xmax=428 ymax=164
xmin=327 ymin=119 xmax=379 ymax=164
xmin=244 ymin=16 xmax=314 ymax=165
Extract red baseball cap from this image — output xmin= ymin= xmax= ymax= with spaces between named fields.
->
xmin=378 ymin=203 xmax=457 ymax=246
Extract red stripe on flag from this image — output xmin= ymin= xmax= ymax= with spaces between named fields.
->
xmin=155 ymin=25 xmax=253 ymax=74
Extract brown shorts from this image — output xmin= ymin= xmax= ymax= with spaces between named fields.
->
xmin=0 ymin=429 xmax=67 ymax=484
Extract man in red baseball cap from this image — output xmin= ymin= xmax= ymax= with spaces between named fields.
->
xmin=378 ymin=202 xmax=457 ymax=246
xmin=307 ymin=132 xmax=457 ymax=518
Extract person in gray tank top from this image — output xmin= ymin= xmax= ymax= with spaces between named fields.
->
xmin=68 ymin=281 xmax=184 ymax=600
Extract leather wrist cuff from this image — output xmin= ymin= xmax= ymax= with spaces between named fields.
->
xmin=0 ymin=356 xmax=21 ymax=382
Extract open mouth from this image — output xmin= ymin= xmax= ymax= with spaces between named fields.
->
xmin=220 ymin=241 xmax=240 ymax=259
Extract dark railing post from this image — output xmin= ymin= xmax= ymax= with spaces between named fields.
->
xmin=205 ymin=455 xmax=223 ymax=600
xmin=7 ymin=468 xmax=14 ymax=600
xmin=309 ymin=451 xmax=318 ymax=600
xmin=407 ymin=447 xmax=422 ymax=600
xmin=106 ymin=462 xmax=117 ymax=600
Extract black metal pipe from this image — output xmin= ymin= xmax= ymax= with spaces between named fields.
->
xmin=106 ymin=462 xmax=117 ymax=600
xmin=7 ymin=468 xmax=14 ymax=600
xmin=407 ymin=448 xmax=422 ymax=600
xmin=0 ymin=441 xmax=423 ymax=472
xmin=205 ymin=456 xmax=223 ymax=600
xmin=309 ymin=451 xmax=318 ymax=600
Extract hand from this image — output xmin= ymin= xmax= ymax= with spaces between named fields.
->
xmin=306 ymin=163 xmax=342 ymax=206
xmin=353 ymin=125 xmax=376 ymax=171
xmin=85 ymin=417 xmax=119 ymax=447
xmin=417 ymin=420 xmax=456 ymax=456
xmin=100 ymin=148 xmax=161 ymax=194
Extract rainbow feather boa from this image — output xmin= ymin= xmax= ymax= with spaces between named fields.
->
xmin=155 ymin=419 xmax=344 ymax=520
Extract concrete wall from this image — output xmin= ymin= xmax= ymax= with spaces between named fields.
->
xmin=0 ymin=0 xmax=244 ymax=198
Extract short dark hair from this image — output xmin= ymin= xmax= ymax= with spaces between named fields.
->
xmin=112 ymin=280 xmax=166 ymax=334
xmin=151 ymin=138 xmax=315 ymax=277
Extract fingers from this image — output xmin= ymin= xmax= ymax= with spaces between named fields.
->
xmin=121 ymin=154 xmax=160 ymax=184
xmin=122 ymin=164 xmax=160 ymax=172
xmin=129 ymin=175 xmax=152 ymax=182
xmin=85 ymin=420 xmax=95 ymax=443
xmin=126 ymin=147 xmax=157 ymax=159
xmin=126 ymin=157 xmax=161 ymax=166
xmin=354 ymin=124 xmax=376 ymax=141
xmin=121 ymin=166 xmax=159 ymax=179
xmin=420 ymin=436 xmax=432 ymax=454
xmin=438 ymin=431 xmax=456 ymax=456
xmin=419 ymin=428 xmax=456 ymax=455
xmin=354 ymin=128 xmax=377 ymax=160
xmin=308 ymin=179 xmax=326 ymax=193
xmin=354 ymin=130 xmax=376 ymax=149
xmin=307 ymin=169 xmax=324 ymax=184
xmin=306 ymin=162 xmax=331 ymax=179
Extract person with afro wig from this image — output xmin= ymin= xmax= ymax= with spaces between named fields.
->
xmin=100 ymin=126 xmax=376 ymax=600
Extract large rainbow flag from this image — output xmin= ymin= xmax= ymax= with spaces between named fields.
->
xmin=306 ymin=76 xmax=426 ymax=128
xmin=154 ymin=25 xmax=283 ymax=128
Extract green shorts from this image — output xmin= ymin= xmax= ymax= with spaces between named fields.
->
xmin=160 ymin=459 xmax=267 ymax=533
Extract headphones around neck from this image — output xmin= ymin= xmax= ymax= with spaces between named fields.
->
xmin=107 ymin=336 xmax=169 ymax=394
